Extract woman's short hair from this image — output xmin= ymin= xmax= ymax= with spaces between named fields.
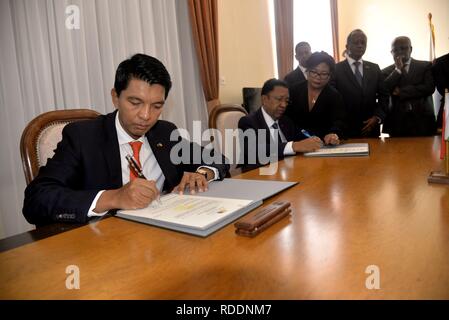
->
xmin=305 ymin=51 xmax=336 ymax=74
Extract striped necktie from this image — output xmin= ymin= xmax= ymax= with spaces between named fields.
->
xmin=129 ymin=141 xmax=143 ymax=181
xmin=353 ymin=61 xmax=363 ymax=87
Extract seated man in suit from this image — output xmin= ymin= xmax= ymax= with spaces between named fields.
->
xmin=284 ymin=42 xmax=312 ymax=86
xmin=238 ymin=78 xmax=321 ymax=170
xmin=382 ymin=36 xmax=436 ymax=136
xmin=330 ymin=29 xmax=389 ymax=137
xmin=23 ymin=53 xmax=229 ymax=225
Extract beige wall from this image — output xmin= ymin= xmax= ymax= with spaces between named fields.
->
xmin=338 ymin=0 xmax=449 ymax=69
xmin=218 ymin=0 xmax=275 ymax=105
xmin=217 ymin=0 xmax=449 ymax=105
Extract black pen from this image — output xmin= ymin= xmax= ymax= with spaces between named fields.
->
xmin=125 ymin=154 xmax=162 ymax=205
xmin=125 ymin=154 xmax=147 ymax=179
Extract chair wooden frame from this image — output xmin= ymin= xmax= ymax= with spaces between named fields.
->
xmin=208 ymin=104 xmax=248 ymax=130
xmin=20 ymin=109 xmax=100 ymax=185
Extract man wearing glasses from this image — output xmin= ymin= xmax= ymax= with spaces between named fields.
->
xmin=330 ymin=29 xmax=389 ymax=138
xmin=238 ymin=78 xmax=321 ymax=170
xmin=286 ymin=51 xmax=346 ymax=145
xmin=382 ymin=36 xmax=436 ymax=136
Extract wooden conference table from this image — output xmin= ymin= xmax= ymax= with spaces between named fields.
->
xmin=1 ymin=137 xmax=449 ymax=299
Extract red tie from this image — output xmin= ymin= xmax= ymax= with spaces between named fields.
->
xmin=129 ymin=141 xmax=143 ymax=181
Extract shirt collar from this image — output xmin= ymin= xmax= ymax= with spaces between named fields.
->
xmin=298 ymin=65 xmax=307 ymax=74
xmin=115 ymin=112 xmax=145 ymax=145
xmin=347 ymin=55 xmax=363 ymax=66
xmin=261 ymin=106 xmax=277 ymax=128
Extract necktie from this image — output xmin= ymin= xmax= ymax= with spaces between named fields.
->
xmin=353 ymin=61 xmax=363 ymax=87
xmin=272 ymin=123 xmax=287 ymax=143
xmin=402 ymin=64 xmax=409 ymax=75
xmin=129 ymin=141 xmax=143 ymax=181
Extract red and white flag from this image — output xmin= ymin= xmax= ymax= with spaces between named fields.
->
xmin=440 ymin=91 xmax=449 ymax=159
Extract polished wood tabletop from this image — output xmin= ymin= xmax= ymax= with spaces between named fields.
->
xmin=1 ymin=137 xmax=449 ymax=299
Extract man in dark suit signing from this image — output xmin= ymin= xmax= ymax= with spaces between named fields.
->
xmin=330 ymin=29 xmax=389 ymax=137
xmin=382 ymin=36 xmax=436 ymax=136
xmin=284 ymin=42 xmax=311 ymax=86
xmin=23 ymin=54 xmax=229 ymax=225
xmin=238 ymin=79 xmax=321 ymax=170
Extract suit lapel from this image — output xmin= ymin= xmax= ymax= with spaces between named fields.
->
xmin=406 ymin=59 xmax=416 ymax=81
xmin=102 ymin=110 xmax=122 ymax=188
xmin=255 ymin=108 xmax=273 ymax=145
xmin=145 ymin=122 xmax=176 ymax=190
xmin=362 ymin=63 xmax=372 ymax=93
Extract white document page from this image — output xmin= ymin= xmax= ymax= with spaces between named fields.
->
xmin=119 ymin=193 xmax=253 ymax=230
xmin=304 ymin=143 xmax=369 ymax=156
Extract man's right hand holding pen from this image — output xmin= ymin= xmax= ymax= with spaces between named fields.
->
xmin=94 ymin=179 xmax=161 ymax=212
xmin=292 ymin=129 xmax=323 ymax=153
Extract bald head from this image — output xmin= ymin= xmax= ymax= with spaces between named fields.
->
xmin=391 ymin=36 xmax=412 ymax=63
xmin=346 ymin=29 xmax=367 ymax=60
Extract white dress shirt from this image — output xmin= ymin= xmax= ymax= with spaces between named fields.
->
xmin=87 ymin=112 xmax=165 ymax=217
xmin=395 ymin=58 xmax=412 ymax=74
xmin=87 ymin=112 xmax=219 ymax=217
xmin=261 ymin=106 xmax=295 ymax=156
xmin=346 ymin=56 xmax=364 ymax=77
xmin=299 ymin=65 xmax=308 ymax=79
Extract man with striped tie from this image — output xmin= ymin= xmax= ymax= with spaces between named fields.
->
xmin=23 ymin=54 xmax=229 ymax=225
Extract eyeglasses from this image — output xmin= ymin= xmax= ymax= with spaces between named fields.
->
xmin=308 ymin=69 xmax=330 ymax=80
xmin=269 ymin=95 xmax=290 ymax=104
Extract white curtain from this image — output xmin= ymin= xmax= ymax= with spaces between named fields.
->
xmin=0 ymin=0 xmax=209 ymax=239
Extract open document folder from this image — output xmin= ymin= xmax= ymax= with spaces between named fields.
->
xmin=303 ymin=143 xmax=369 ymax=157
xmin=116 ymin=179 xmax=297 ymax=237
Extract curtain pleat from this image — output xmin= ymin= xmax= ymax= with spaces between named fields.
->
xmin=187 ymin=0 xmax=220 ymax=113
xmin=0 ymin=0 xmax=208 ymax=238
xmin=330 ymin=0 xmax=340 ymax=62
xmin=274 ymin=0 xmax=294 ymax=79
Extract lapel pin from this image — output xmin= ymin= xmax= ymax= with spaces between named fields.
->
xmin=157 ymin=143 xmax=163 ymax=148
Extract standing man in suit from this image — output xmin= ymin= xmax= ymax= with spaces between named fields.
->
xmin=23 ymin=53 xmax=229 ymax=225
xmin=382 ymin=36 xmax=436 ymax=136
xmin=330 ymin=29 xmax=389 ymax=137
xmin=238 ymin=79 xmax=321 ymax=170
xmin=284 ymin=42 xmax=312 ymax=86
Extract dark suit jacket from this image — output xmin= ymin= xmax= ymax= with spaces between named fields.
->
xmin=238 ymin=107 xmax=305 ymax=170
xmin=286 ymin=81 xmax=347 ymax=139
xmin=330 ymin=59 xmax=389 ymax=137
xmin=432 ymin=53 xmax=449 ymax=127
xmin=23 ymin=111 xmax=229 ymax=225
xmin=284 ymin=67 xmax=306 ymax=86
xmin=382 ymin=58 xmax=436 ymax=136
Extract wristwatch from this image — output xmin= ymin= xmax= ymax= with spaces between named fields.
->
xmin=376 ymin=116 xmax=382 ymax=124
xmin=196 ymin=168 xmax=210 ymax=180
